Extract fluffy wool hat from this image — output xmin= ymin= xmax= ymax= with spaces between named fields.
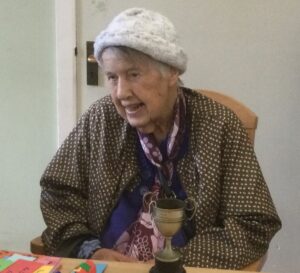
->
xmin=94 ymin=7 xmax=187 ymax=74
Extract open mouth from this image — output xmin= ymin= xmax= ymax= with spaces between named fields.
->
xmin=125 ymin=103 xmax=144 ymax=114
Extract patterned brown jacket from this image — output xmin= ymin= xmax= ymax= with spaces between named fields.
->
xmin=40 ymin=88 xmax=281 ymax=269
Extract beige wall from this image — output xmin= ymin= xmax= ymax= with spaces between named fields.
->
xmin=0 ymin=0 xmax=56 ymax=250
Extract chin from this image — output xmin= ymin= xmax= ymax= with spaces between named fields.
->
xmin=130 ymin=122 xmax=154 ymax=135
xmin=126 ymin=116 xmax=155 ymax=133
xmin=136 ymin=127 xmax=153 ymax=135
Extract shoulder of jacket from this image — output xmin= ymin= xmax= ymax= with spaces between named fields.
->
xmin=87 ymin=96 xmax=118 ymax=116
xmin=183 ymin=87 xmax=240 ymax=128
xmin=80 ymin=96 xmax=124 ymax=126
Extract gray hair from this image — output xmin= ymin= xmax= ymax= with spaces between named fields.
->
xmin=99 ymin=46 xmax=183 ymax=85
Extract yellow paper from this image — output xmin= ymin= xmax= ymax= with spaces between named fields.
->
xmin=33 ymin=265 xmax=54 ymax=273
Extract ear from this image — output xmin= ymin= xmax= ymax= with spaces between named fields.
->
xmin=168 ymin=68 xmax=180 ymax=87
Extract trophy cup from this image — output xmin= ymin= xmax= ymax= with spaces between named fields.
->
xmin=150 ymin=198 xmax=186 ymax=273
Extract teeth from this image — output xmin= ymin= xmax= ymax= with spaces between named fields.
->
xmin=125 ymin=104 xmax=142 ymax=113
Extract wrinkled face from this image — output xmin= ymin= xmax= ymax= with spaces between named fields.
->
xmin=101 ymin=48 xmax=179 ymax=140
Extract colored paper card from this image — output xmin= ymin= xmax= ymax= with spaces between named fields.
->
xmin=84 ymin=260 xmax=96 ymax=273
xmin=32 ymin=265 xmax=54 ymax=273
xmin=72 ymin=265 xmax=88 ymax=273
xmin=0 ymin=258 xmax=13 ymax=271
xmin=0 ymin=251 xmax=13 ymax=259
xmin=72 ymin=261 xmax=96 ymax=273
xmin=35 ymin=256 xmax=60 ymax=266
xmin=7 ymin=253 xmax=36 ymax=262
xmin=96 ymin=263 xmax=107 ymax=273
xmin=1 ymin=259 xmax=42 ymax=273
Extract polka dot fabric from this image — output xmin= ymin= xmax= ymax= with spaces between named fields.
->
xmin=40 ymin=88 xmax=281 ymax=269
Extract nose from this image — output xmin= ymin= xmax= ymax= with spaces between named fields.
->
xmin=116 ymin=77 xmax=132 ymax=100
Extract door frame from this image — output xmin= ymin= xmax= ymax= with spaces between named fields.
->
xmin=55 ymin=0 xmax=77 ymax=145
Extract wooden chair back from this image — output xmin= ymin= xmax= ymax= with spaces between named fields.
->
xmin=198 ymin=89 xmax=258 ymax=145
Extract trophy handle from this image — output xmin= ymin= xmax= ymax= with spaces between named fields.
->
xmin=148 ymin=200 xmax=157 ymax=215
xmin=185 ymin=198 xmax=197 ymax=220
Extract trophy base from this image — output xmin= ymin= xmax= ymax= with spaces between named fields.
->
xmin=150 ymin=258 xmax=186 ymax=273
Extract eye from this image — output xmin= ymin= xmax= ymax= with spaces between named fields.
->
xmin=128 ymin=71 xmax=140 ymax=79
xmin=106 ymin=74 xmax=118 ymax=82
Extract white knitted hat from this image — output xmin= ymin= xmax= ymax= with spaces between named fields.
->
xmin=94 ymin=7 xmax=187 ymax=74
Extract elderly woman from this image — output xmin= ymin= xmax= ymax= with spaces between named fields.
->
xmin=40 ymin=8 xmax=281 ymax=269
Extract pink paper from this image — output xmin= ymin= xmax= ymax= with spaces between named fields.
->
xmin=34 ymin=256 xmax=60 ymax=266
xmin=1 ymin=259 xmax=42 ymax=273
xmin=0 ymin=250 xmax=13 ymax=259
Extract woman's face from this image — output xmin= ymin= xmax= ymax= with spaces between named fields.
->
xmin=101 ymin=48 xmax=179 ymax=141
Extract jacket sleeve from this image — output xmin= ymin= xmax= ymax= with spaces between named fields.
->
xmin=40 ymin=111 xmax=96 ymax=256
xmin=181 ymin=117 xmax=281 ymax=269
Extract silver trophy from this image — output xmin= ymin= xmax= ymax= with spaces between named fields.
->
xmin=150 ymin=198 xmax=188 ymax=273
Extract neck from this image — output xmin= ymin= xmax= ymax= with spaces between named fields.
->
xmin=154 ymin=88 xmax=179 ymax=143
xmin=153 ymin=127 xmax=170 ymax=144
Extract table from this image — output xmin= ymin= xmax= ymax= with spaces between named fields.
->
xmin=58 ymin=258 xmax=260 ymax=273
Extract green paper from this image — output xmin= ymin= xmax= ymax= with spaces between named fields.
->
xmin=80 ymin=262 xmax=91 ymax=272
xmin=0 ymin=258 xmax=13 ymax=271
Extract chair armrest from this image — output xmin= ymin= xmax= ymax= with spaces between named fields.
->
xmin=241 ymin=256 xmax=266 ymax=271
xmin=30 ymin=236 xmax=46 ymax=255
